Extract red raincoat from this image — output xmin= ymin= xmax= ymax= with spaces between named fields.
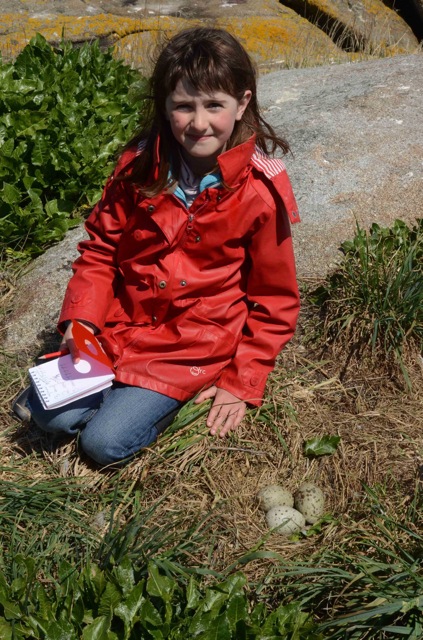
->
xmin=59 ymin=135 xmax=300 ymax=405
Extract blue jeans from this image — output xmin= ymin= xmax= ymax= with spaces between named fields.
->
xmin=27 ymin=383 xmax=182 ymax=466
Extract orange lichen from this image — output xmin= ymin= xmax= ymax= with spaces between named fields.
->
xmin=115 ymin=14 xmax=349 ymax=73
xmin=0 ymin=3 xmax=418 ymax=69
xmin=0 ymin=14 xmax=186 ymax=60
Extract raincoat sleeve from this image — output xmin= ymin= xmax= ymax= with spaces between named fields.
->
xmin=215 ymin=179 xmax=300 ymax=406
xmin=58 ymin=151 xmax=137 ymax=333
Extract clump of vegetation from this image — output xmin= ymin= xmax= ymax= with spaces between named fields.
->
xmin=309 ymin=219 xmax=422 ymax=385
xmin=265 ymin=485 xmax=423 ymax=639
xmin=0 ymin=34 xmax=145 ymax=259
xmin=0 ymin=463 xmax=320 ymax=639
xmin=0 ymin=556 xmax=320 ymax=639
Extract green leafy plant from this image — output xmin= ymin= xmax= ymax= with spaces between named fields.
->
xmin=0 ymin=34 xmax=145 ymax=258
xmin=0 ymin=557 xmax=322 ymax=639
xmin=310 ymin=219 xmax=422 ymax=385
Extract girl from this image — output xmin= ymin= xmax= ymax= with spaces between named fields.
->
xmin=17 ymin=27 xmax=300 ymax=466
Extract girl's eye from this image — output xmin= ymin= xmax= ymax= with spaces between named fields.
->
xmin=208 ymin=103 xmax=223 ymax=110
xmin=174 ymin=104 xmax=191 ymax=112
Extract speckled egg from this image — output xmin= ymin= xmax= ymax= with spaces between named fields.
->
xmin=257 ymin=485 xmax=294 ymax=511
xmin=294 ymin=482 xmax=325 ymax=524
xmin=266 ymin=506 xmax=306 ymax=535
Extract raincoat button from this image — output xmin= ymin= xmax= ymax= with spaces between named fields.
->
xmin=158 ymin=280 xmax=167 ymax=289
xmin=147 ymin=204 xmax=155 ymax=213
xmin=217 ymin=195 xmax=222 ymax=202
xmin=152 ymin=315 xmax=157 ymax=322
xmin=195 ymin=235 xmax=201 ymax=242
xmin=180 ymin=280 xmax=187 ymax=287
xmin=250 ymin=376 xmax=259 ymax=387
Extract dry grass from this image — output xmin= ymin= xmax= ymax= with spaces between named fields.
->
xmin=1 ymin=297 xmax=421 ymax=583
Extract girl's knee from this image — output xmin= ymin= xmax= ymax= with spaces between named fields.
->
xmin=30 ymin=406 xmax=79 ymax=436
xmin=79 ymin=425 xmax=159 ymax=466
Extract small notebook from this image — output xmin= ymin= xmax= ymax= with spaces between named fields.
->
xmin=29 ymin=321 xmax=115 ymax=410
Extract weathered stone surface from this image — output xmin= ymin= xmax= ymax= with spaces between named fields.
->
xmin=280 ymin=0 xmax=420 ymax=54
xmin=0 ymin=0 xmax=349 ymax=70
xmin=3 ymin=226 xmax=87 ymax=356
xmin=115 ymin=12 xmax=348 ymax=75
xmin=4 ymin=54 xmax=422 ymax=354
xmin=1 ymin=0 xmax=420 ymax=71
xmin=259 ymin=53 xmax=423 ymax=278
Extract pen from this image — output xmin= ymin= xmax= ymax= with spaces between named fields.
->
xmin=38 ymin=348 xmax=70 ymax=360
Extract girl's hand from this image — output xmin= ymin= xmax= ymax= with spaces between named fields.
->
xmin=61 ymin=321 xmax=95 ymax=364
xmin=195 ymin=386 xmax=246 ymax=438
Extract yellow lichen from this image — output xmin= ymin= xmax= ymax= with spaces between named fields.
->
xmin=0 ymin=3 xmax=418 ymax=69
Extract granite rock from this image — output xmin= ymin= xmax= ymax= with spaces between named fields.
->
xmin=4 ymin=54 xmax=422 ymax=354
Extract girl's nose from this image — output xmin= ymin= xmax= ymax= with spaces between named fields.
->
xmin=191 ymin=109 xmax=208 ymax=131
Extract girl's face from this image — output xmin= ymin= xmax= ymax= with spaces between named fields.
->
xmin=165 ymin=79 xmax=251 ymax=173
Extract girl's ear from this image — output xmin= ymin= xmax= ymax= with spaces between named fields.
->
xmin=236 ymin=90 xmax=252 ymax=121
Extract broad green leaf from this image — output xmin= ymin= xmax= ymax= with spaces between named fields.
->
xmin=219 ymin=573 xmax=246 ymax=597
xmin=0 ymin=593 xmax=22 ymax=620
xmin=304 ymin=435 xmax=341 ymax=457
xmin=0 ymin=620 xmax=12 ymax=640
xmin=112 ymin=556 xmax=135 ymax=596
xmin=185 ymin=575 xmax=201 ymax=611
xmin=139 ymin=597 xmax=163 ymax=627
xmin=201 ymin=587 xmax=230 ymax=616
xmin=83 ymin=564 xmax=107 ymax=601
xmin=196 ymin=612 xmax=231 ymax=640
xmin=225 ymin=593 xmax=247 ymax=630
xmin=33 ymin=582 xmax=54 ymax=621
xmin=114 ymin=581 xmax=145 ymax=630
xmin=189 ymin=610 xmax=217 ymax=636
xmin=81 ymin=615 xmax=111 ymax=640
xmin=147 ymin=562 xmax=175 ymax=603
xmin=0 ymin=138 xmax=15 ymax=157
xmin=98 ymin=580 xmax=122 ymax=617
xmin=45 ymin=619 xmax=76 ymax=640
xmin=2 ymin=182 xmax=21 ymax=204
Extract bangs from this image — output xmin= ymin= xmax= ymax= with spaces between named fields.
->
xmin=169 ymin=55 xmax=240 ymax=98
xmin=154 ymin=33 xmax=254 ymax=104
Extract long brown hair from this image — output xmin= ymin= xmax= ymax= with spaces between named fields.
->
xmin=124 ymin=27 xmax=290 ymax=196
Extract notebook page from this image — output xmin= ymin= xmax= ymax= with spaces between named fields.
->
xmin=29 ymin=353 xmax=114 ymax=409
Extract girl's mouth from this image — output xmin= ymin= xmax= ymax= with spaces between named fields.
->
xmin=187 ymin=134 xmax=212 ymax=141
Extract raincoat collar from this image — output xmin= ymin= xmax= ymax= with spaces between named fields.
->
xmin=217 ymin=135 xmax=256 ymax=186
xmin=149 ymin=134 xmax=257 ymax=188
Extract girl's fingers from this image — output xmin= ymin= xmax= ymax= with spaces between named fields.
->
xmin=194 ymin=386 xmax=217 ymax=404
xmin=207 ymin=403 xmax=222 ymax=430
xmin=209 ymin=404 xmax=246 ymax=437
xmin=198 ymin=387 xmax=246 ymax=436
xmin=61 ymin=322 xmax=80 ymax=363
xmin=67 ymin=338 xmax=80 ymax=363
